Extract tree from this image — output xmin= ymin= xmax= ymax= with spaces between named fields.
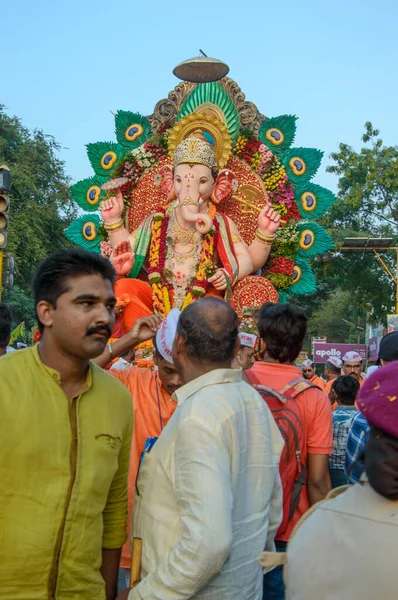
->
xmin=0 ymin=105 xmax=77 ymax=330
xmin=326 ymin=121 xmax=398 ymax=230
xmin=290 ymin=123 xmax=398 ymax=344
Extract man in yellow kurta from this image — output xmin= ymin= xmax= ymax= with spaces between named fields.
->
xmin=0 ymin=249 xmax=133 ymax=600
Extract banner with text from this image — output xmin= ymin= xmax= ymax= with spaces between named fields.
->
xmin=313 ymin=343 xmax=368 ymax=363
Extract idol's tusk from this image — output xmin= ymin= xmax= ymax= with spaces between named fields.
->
xmin=232 ymin=196 xmax=287 ymax=224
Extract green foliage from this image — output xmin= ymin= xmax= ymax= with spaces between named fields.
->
xmin=293 ymin=121 xmax=398 ymax=341
xmin=326 ymin=122 xmax=398 ymax=229
xmin=0 ymin=105 xmax=77 ymax=297
xmin=2 ymin=285 xmax=36 ymax=332
xmin=306 ymin=289 xmax=364 ymax=345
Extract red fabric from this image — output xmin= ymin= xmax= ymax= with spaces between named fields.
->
xmin=247 ymin=361 xmax=332 ymax=541
xmin=247 ymin=371 xmax=307 ymax=537
xmin=114 ymin=279 xmax=153 ymax=332
xmin=216 ymin=211 xmax=238 ymax=282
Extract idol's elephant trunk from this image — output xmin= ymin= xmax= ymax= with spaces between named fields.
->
xmin=179 ymin=192 xmax=213 ymax=234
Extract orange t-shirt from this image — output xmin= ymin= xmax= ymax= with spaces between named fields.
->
xmin=110 ymin=367 xmax=177 ymax=569
xmin=309 ymin=374 xmax=326 ymax=391
xmin=248 ymin=361 xmax=332 ymax=542
xmin=324 ymin=377 xmax=336 ymax=396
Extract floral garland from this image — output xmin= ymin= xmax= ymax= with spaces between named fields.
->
xmin=147 ymin=205 xmax=219 ymax=316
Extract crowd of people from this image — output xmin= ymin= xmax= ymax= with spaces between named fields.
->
xmin=1 ymin=247 xmax=398 ymax=600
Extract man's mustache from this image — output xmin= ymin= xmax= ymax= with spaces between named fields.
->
xmin=86 ymin=325 xmax=112 ymax=337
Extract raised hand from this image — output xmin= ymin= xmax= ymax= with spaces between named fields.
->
xmin=208 ymin=269 xmax=228 ymax=291
xmin=129 ymin=314 xmax=163 ymax=345
xmin=101 ymin=188 xmax=124 ymax=224
xmin=111 ymin=241 xmax=135 ymax=276
xmin=258 ymin=205 xmax=281 ymax=236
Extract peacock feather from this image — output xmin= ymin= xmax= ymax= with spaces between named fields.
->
xmin=277 ymin=291 xmax=289 ymax=304
xmin=288 ymin=258 xmax=317 ymax=295
xmin=114 ymin=110 xmax=151 ymax=149
xmin=86 ymin=142 xmax=125 ymax=177
xmin=65 ymin=214 xmax=101 ymax=252
xmin=296 ymin=222 xmax=334 ymax=259
xmin=295 ymin=182 xmax=336 ymax=220
xmin=258 ymin=115 xmax=297 ymax=155
xmin=177 ymin=82 xmax=241 ymax=143
xmin=282 ymin=147 xmax=323 ymax=185
xmin=70 ymin=175 xmax=107 ymax=212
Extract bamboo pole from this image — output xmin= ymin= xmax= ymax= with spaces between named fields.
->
xmin=130 ymin=538 xmax=142 ymax=588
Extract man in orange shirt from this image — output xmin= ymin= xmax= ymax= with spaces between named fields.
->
xmin=94 ymin=309 xmax=185 ymax=592
xmin=323 ymin=356 xmax=342 ymax=396
xmin=247 ymin=303 xmax=332 ymax=600
xmin=323 ymin=357 xmax=343 ymax=410
xmin=301 ymin=359 xmax=326 ymax=391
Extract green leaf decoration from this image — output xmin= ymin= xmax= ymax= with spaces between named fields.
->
xmin=258 ymin=115 xmax=297 ymax=154
xmin=295 ymin=182 xmax=336 ymax=220
xmin=115 ymin=110 xmax=151 ymax=149
xmin=282 ymin=147 xmax=323 ymax=184
xmin=70 ymin=175 xmax=108 ymax=212
xmin=65 ymin=214 xmax=101 ymax=252
xmin=177 ymin=82 xmax=241 ymax=143
xmin=86 ymin=142 xmax=125 ymax=176
xmin=296 ymin=222 xmax=334 ymax=259
xmin=288 ymin=258 xmax=317 ymax=295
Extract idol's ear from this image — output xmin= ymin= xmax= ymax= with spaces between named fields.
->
xmin=211 ymin=169 xmax=236 ymax=204
xmin=157 ymin=165 xmax=175 ymax=201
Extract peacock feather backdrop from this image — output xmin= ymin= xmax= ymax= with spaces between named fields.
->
xmin=65 ymin=76 xmax=336 ymax=300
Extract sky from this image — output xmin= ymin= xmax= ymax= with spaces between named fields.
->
xmin=3 ymin=0 xmax=398 ymax=193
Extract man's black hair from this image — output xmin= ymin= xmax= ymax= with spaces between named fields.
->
xmin=332 ymin=375 xmax=360 ymax=406
xmin=325 ymin=360 xmax=341 ymax=375
xmin=177 ymin=297 xmax=239 ymax=364
xmin=0 ymin=302 xmax=12 ymax=347
xmin=33 ymin=249 xmax=116 ymax=332
xmin=257 ymin=303 xmax=307 ymax=364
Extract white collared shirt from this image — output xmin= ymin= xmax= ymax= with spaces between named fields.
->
xmin=130 ymin=368 xmax=283 ymax=600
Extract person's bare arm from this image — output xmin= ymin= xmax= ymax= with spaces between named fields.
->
xmin=92 ymin=315 xmax=163 ymax=368
xmin=307 ymin=453 xmax=331 ymax=506
xmin=101 ymin=548 xmax=122 ymax=600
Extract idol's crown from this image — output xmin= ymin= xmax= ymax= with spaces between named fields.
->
xmin=173 ymin=136 xmax=216 ymax=169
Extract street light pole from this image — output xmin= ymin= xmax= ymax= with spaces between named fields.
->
xmin=341 ymin=238 xmax=398 ymax=315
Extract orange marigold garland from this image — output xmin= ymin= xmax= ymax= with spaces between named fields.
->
xmin=148 ymin=204 xmax=219 ymax=315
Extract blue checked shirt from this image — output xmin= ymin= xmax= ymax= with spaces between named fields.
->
xmin=345 ymin=412 xmax=370 ymax=483
xmin=329 ymin=406 xmax=358 ymax=471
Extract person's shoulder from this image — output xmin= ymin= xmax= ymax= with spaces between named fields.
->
xmin=299 ymin=383 xmax=330 ymax=406
xmin=0 ymin=346 xmax=34 ymax=374
xmin=350 ymin=410 xmax=368 ymax=429
xmin=91 ymin=362 xmax=134 ymax=403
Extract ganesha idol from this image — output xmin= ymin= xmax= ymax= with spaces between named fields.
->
xmin=66 ymin=74 xmax=336 ymax=333
xmin=100 ymin=115 xmax=280 ymax=330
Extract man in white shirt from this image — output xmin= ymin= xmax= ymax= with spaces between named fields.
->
xmin=121 ymin=297 xmax=283 ymax=600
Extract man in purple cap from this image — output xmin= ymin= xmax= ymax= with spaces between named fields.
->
xmin=345 ymin=332 xmax=398 ymax=484
xmin=285 ymin=361 xmax=398 ymax=600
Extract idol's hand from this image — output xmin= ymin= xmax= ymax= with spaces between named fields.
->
xmin=111 ymin=241 xmax=135 ymax=276
xmin=208 ymin=269 xmax=228 ymax=291
xmin=101 ymin=189 xmax=124 ymax=224
xmin=258 ymin=205 xmax=281 ymax=236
